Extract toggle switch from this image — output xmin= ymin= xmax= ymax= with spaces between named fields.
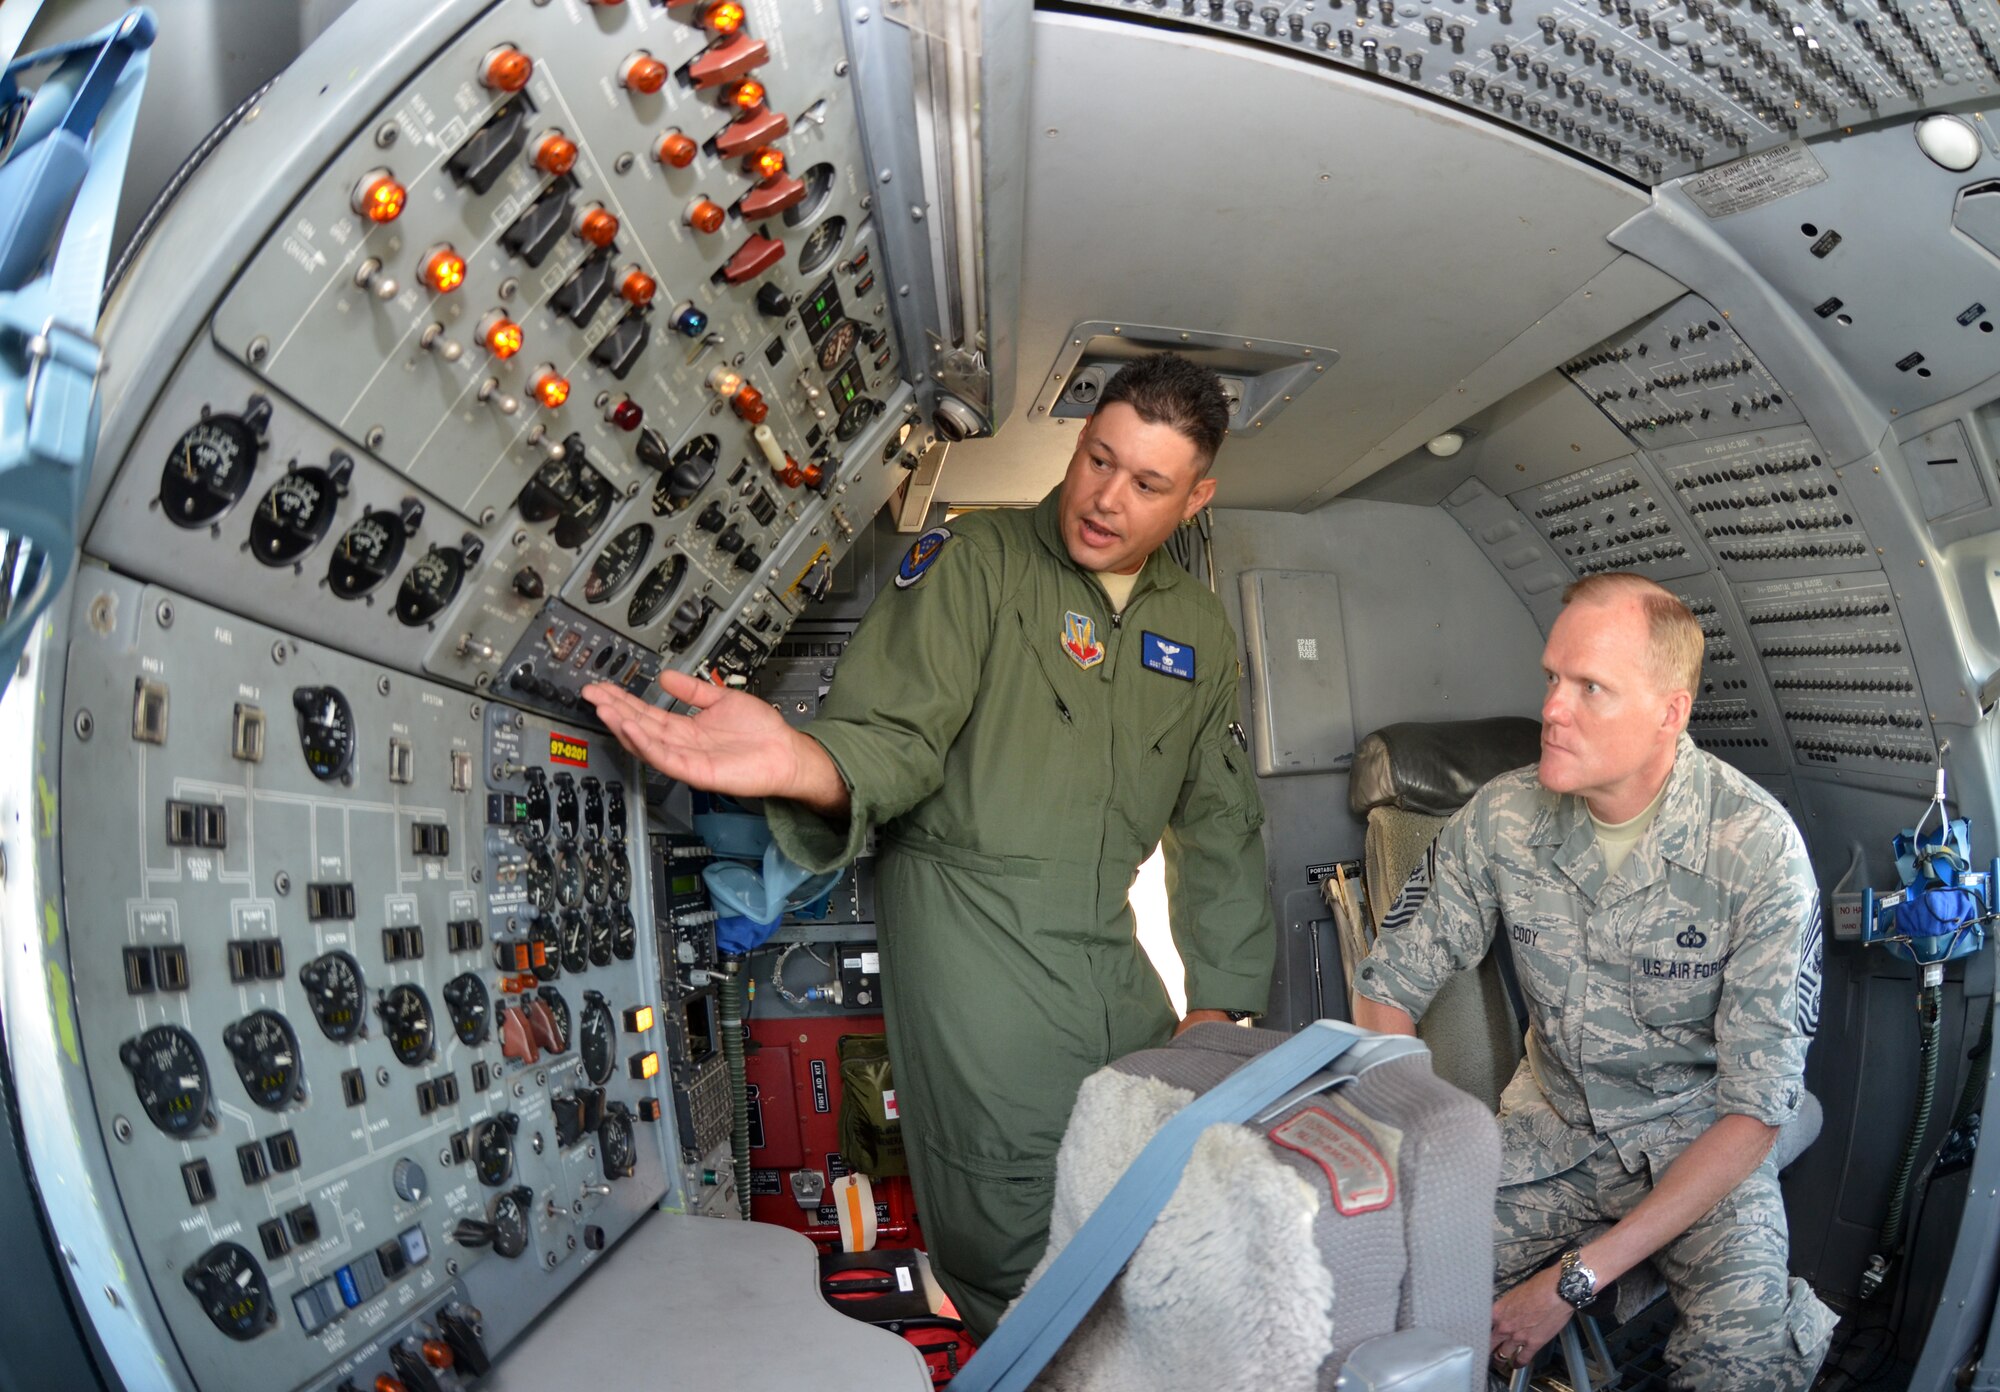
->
xmin=714 ymin=106 xmax=789 ymax=158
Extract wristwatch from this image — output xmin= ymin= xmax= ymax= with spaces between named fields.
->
xmin=1555 ymin=1248 xmax=1599 ymax=1309
xmin=1223 ymin=1009 xmax=1257 ymax=1023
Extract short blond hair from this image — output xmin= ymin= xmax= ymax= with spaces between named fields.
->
xmin=1562 ymin=573 xmax=1704 ymax=699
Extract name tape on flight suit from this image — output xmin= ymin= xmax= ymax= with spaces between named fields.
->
xmin=1141 ymin=631 xmax=1195 ymax=681
xmin=894 ymin=526 xmax=951 ymax=589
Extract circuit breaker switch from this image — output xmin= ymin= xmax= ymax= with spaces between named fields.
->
xmin=752 ymin=423 xmax=787 ymax=474
xmin=620 ymin=52 xmax=668 ymax=94
xmin=479 ymin=45 xmax=533 ymax=93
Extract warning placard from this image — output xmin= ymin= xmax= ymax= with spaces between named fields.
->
xmin=1682 ymin=144 xmax=1828 ymax=218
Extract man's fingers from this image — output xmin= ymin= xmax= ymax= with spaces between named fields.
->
xmin=657 ymin=667 xmax=724 ymax=710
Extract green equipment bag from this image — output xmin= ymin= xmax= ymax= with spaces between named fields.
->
xmin=837 ymin=1033 xmax=907 ymax=1178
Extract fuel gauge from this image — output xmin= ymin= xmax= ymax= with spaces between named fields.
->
xmin=395 ymin=534 xmax=481 ymax=627
xmin=248 ymin=462 xmax=342 ymax=566
xmin=291 ymin=685 xmax=356 ymax=782
xmin=118 ymin=1024 xmax=211 ymax=1136
xmin=377 ymin=984 xmax=436 ymax=1067
xmin=327 ymin=507 xmax=409 ymax=598
xmin=221 ymin=1009 xmax=304 ymax=1110
xmin=159 ymin=405 xmax=266 ymax=527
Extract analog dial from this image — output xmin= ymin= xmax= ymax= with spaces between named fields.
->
xmin=581 ymin=845 xmax=608 ymax=907
xmin=579 ymin=993 xmax=615 ymax=1086
xmin=583 ymin=524 xmax=653 ymax=605
xmin=605 ymin=782 xmax=627 ymax=841
xmin=607 ymin=845 xmax=632 ymax=903
xmin=530 ymin=914 xmax=561 ymax=981
xmin=552 ymin=844 xmax=583 ymax=909
xmin=299 ymin=951 xmax=366 ymax=1043
xmin=522 ymin=770 xmax=551 ymax=842
xmin=249 ymin=466 xmax=338 ymax=565
xmin=835 ymin=394 xmax=879 ymax=443
xmin=525 ymin=849 xmax=556 ymax=913
xmin=558 ymin=910 xmax=589 ymax=976
xmin=536 ymin=985 xmax=572 ymax=1052
xmin=600 ymin=1107 xmax=637 ymax=1180
xmin=612 ymin=904 xmax=637 ymax=961
xmin=627 ymin=553 xmax=688 ymax=628
xmin=442 ymin=972 xmax=490 ymax=1046
xmin=291 ymin=686 xmax=356 ymax=782
xmin=394 ymin=543 xmax=468 ymax=626
xmin=160 ymin=415 xmax=258 ymax=526
xmin=817 ymin=318 xmax=860 ymax=373
xmin=587 ymin=909 xmax=614 ymax=968
xmin=327 ymin=509 xmax=408 ymax=598
xmin=183 ymin=1242 xmax=273 ymax=1341
xmin=796 ymin=211 xmax=847 ymax=273
xmin=490 ymin=1188 xmax=532 ymax=1258
xmin=118 ymin=1025 xmax=209 ymax=1136
xmin=377 ymin=984 xmax=435 ymax=1067
xmin=222 ymin=1009 xmax=303 ymax=1110
xmin=552 ymin=774 xmax=579 ymax=840
xmin=473 ymin=1116 xmax=515 ymax=1187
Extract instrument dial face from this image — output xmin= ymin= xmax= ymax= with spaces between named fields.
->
xmin=530 ymin=914 xmax=561 ymax=981
xmin=183 ymin=1242 xmax=273 ymax=1341
xmin=299 ymin=951 xmax=366 ymax=1042
xmin=607 ymin=845 xmax=632 ymax=903
xmin=222 ymin=1009 xmax=303 ymax=1110
xmin=835 ymin=395 xmax=878 ymax=443
xmin=394 ymin=544 xmax=467 ymax=626
xmin=118 ymin=1024 xmax=210 ymax=1136
xmin=580 ymin=994 xmax=615 ymax=1086
xmin=817 ymin=318 xmax=860 ymax=373
xmin=490 ymin=1189 xmax=531 ymax=1258
xmin=443 ymin=972 xmax=490 ymax=1046
xmin=526 ymin=849 xmax=556 ymax=913
xmin=600 ymin=1108 xmax=636 ymax=1179
xmin=474 ymin=1117 xmax=515 ymax=1187
xmin=612 ymin=905 xmax=637 ymax=961
xmin=559 ymin=910 xmax=589 ymax=975
xmin=292 ymin=685 xmax=356 ymax=782
xmin=581 ymin=780 xmax=604 ymax=839
xmin=605 ymin=782 xmax=627 ymax=841
xmin=784 ymin=164 xmax=838 ymax=230
xmin=536 ymin=986 xmax=572 ymax=1052
xmin=552 ymin=844 xmax=583 ymax=909
xmin=161 ymin=416 xmax=258 ymax=526
xmin=795 ymin=212 xmax=846 ymax=274
xmin=587 ymin=910 xmax=614 ymax=968
xmin=249 ymin=466 xmax=338 ymax=565
xmin=523 ymin=773 xmax=552 ymax=842
xmin=582 ymin=845 xmax=609 ymax=907
xmin=552 ymin=774 xmax=580 ymax=840
xmin=583 ymin=524 xmax=653 ymax=605
xmin=327 ymin=509 xmax=408 ymax=598
xmin=378 ymin=984 xmax=435 ymax=1067
xmin=627 ymin=553 xmax=688 ymax=628
xmin=518 ymin=456 xmax=574 ymax=524
xmin=552 ymin=465 xmax=616 ymax=551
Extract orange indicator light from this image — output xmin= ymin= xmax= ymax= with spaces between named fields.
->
xmin=727 ymin=78 xmax=766 ymax=111
xmin=421 ymin=1340 xmax=455 ymax=1370
xmin=533 ymin=131 xmax=578 ymax=176
xmin=421 ymin=245 xmax=467 ymax=294
xmin=480 ymin=45 xmax=533 ymax=92
xmin=686 ymin=198 xmax=726 ymax=234
xmin=624 ymin=1004 xmax=656 ymax=1032
xmin=705 ymin=1 xmax=745 ymax=34
xmin=374 ymin=1375 xmax=409 ymax=1392
xmin=630 ymin=1051 xmax=661 ymax=1080
xmin=351 ymin=169 xmax=406 ymax=223
xmin=656 ymin=130 xmax=699 ymax=168
xmin=732 ymin=383 xmax=768 ymax=425
xmin=479 ymin=313 xmax=523 ymax=359
xmin=576 ymin=206 xmax=620 ymax=247
xmin=619 ymin=267 xmax=658 ymax=307
xmin=747 ymin=145 xmax=786 ymax=181
xmin=622 ymin=52 xmax=668 ymax=94
xmin=531 ymin=369 xmax=571 ymax=410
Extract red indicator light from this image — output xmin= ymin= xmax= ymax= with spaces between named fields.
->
xmin=705 ymin=1 xmax=745 ymax=34
xmin=479 ymin=312 xmax=523 ymax=359
xmin=610 ymin=399 xmax=644 ymax=431
xmin=480 ymin=45 xmax=533 ymax=92
xmin=656 ymin=130 xmax=698 ymax=168
xmin=421 ymin=245 xmax=466 ymax=294
xmin=532 ymin=369 xmax=571 ymax=410
xmin=686 ymin=198 xmax=726 ymax=234
xmin=621 ymin=52 xmax=668 ymax=94
xmin=619 ymin=267 xmax=658 ymax=307
xmin=732 ymin=383 xmax=768 ymax=425
xmin=421 ymin=1340 xmax=454 ymax=1370
xmin=747 ymin=145 xmax=786 ymax=181
xmin=576 ymin=206 xmax=620 ymax=247
xmin=534 ymin=132 xmax=578 ymax=176
xmin=351 ymin=169 xmax=406 ymax=223
xmin=727 ymin=78 xmax=766 ymax=112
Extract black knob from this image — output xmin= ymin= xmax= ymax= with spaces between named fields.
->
xmin=512 ymin=567 xmax=545 ymax=600
xmin=755 ymin=284 xmax=792 ymax=317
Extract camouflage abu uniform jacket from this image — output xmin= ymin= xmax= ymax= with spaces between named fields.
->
xmin=1354 ymin=734 xmax=1824 ymax=1186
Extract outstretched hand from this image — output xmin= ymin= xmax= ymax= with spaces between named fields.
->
xmin=582 ymin=670 xmax=850 ymax=816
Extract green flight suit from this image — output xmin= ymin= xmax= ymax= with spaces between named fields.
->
xmin=767 ymin=488 xmax=1275 ymax=1335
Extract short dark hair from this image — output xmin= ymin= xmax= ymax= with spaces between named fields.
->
xmin=1097 ymin=353 xmax=1230 ymax=477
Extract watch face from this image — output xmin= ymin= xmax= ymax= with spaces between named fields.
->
xmin=1556 ymin=1262 xmax=1597 ymax=1309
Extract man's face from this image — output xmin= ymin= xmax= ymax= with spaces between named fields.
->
xmin=1058 ymin=402 xmax=1217 ymax=575
xmin=1538 ymin=598 xmax=1686 ymax=811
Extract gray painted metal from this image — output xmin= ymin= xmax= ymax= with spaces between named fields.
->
xmin=1238 ymin=568 xmax=1359 ymax=776
xmin=1029 ymin=322 xmax=1338 ymax=431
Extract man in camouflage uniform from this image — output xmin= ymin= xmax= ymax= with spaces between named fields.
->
xmin=1352 ymin=573 xmax=1835 ymax=1391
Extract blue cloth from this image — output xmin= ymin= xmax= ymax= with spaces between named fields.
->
xmin=700 ymin=817 xmax=844 ymax=955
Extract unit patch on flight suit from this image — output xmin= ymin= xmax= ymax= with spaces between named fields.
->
xmin=1062 ymin=611 xmax=1105 ymax=669
xmin=1140 ymin=631 xmax=1195 ymax=681
xmin=894 ymin=526 xmax=951 ymax=589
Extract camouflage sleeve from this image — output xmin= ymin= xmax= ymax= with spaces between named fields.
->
xmin=1351 ymin=794 xmax=1499 ymax=1022
xmin=1713 ymin=812 xmax=1821 ymax=1126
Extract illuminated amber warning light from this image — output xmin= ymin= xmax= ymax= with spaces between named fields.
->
xmin=656 ymin=129 xmax=698 ymax=168
xmin=478 ymin=312 xmax=523 ymax=360
xmin=531 ymin=368 xmax=571 ymax=410
xmin=533 ymin=131 xmax=578 ymax=176
xmin=726 ymin=78 xmax=766 ymax=112
xmin=630 ymin=1051 xmax=661 ymax=1081
xmin=619 ymin=266 xmax=658 ymax=308
xmin=374 ymin=1374 xmax=409 ymax=1392
xmin=420 ymin=245 xmax=466 ymax=294
xmin=350 ymin=169 xmax=405 ymax=224
xmin=704 ymin=1 xmax=746 ymax=34
xmin=685 ymin=198 xmax=726 ymax=235
xmin=621 ymin=51 xmax=668 ymax=94
xmin=623 ymin=1004 xmax=656 ymax=1033
xmin=420 ymin=1340 xmax=454 ymax=1370
xmin=576 ymin=205 xmax=620 ymax=247
xmin=747 ymin=146 xmax=786 ymax=181
xmin=479 ymin=44 xmax=533 ymax=92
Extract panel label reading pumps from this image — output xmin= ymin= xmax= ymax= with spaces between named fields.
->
xmin=549 ymin=733 xmax=589 ymax=767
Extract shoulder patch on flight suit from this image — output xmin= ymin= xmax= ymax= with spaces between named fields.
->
xmin=1061 ymin=611 xmax=1105 ymax=669
xmin=893 ymin=526 xmax=951 ymax=589
xmin=1140 ymin=631 xmax=1195 ymax=681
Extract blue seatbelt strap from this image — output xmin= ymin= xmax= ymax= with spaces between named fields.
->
xmin=952 ymin=1019 xmax=1397 ymax=1392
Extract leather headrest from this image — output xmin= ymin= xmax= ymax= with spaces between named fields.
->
xmin=1348 ymin=718 xmax=1544 ymax=818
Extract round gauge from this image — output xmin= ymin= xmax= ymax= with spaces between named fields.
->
xmin=587 ymin=910 xmax=615 ymax=968
xmin=558 ymin=910 xmax=589 ymax=976
xmin=530 ymin=914 xmax=561 ymax=981
xmin=553 ymin=466 xmax=616 ymax=551
xmin=627 ymin=553 xmax=688 ymax=628
xmin=327 ymin=509 xmax=408 ymax=598
xmin=582 ymin=846 xmax=609 ymax=907
xmin=291 ymin=685 xmax=357 ymax=782
xmin=222 ymin=1009 xmax=303 ymax=1110
xmin=517 ymin=455 xmax=576 ymax=524
xmin=377 ymin=984 xmax=435 ymax=1067
xmin=249 ymin=466 xmax=339 ymax=566
xmin=600 ymin=1107 xmax=636 ymax=1180
xmin=473 ymin=1116 xmax=515 ymax=1187
xmin=490 ymin=1187 xmax=532 ymax=1258
xmin=160 ymin=415 xmax=258 ymax=527
xmin=605 ymin=783 xmax=627 ymax=842
xmin=579 ymin=994 xmax=616 ymax=1086
xmin=581 ymin=780 xmax=604 ymax=839
xmin=783 ymin=164 xmax=838 ymax=230
xmin=182 ymin=1242 xmax=274 ymax=1341
xmin=118 ymin=1024 xmax=210 ymax=1136
xmin=817 ymin=319 xmax=861 ymax=373
xmin=796 ymin=212 xmax=848 ymax=275
xmin=607 ymin=845 xmax=632 ymax=903
xmin=442 ymin=972 xmax=490 ymax=1047
xmin=299 ymin=951 xmax=366 ymax=1043
xmin=835 ymin=395 xmax=880 ymax=443
xmin=882 ymin=418 xmax=915 ymax=465
xmin=583 ymin=524 xmax=653 ymax=605
xmin=394 ymin=543 xmax=468 ymax=627
xmin=552 ymin=845 xmax=583 ymax=909
xmin=652 ymin=434 xmax=719 ymax=516
xmin=537 ymin=985 xmax=573 ymax=1053
xmin=523 ymin=772 xmax=552 ymax=842
xmin=525 ymin=848 xmax=556 ymax=913
xmin=553 ymin=776 xmax=579 ymax=841
xmin=612 ymin=904 xmax=637 ymax=961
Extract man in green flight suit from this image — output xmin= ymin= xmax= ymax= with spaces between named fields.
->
xmin=584 ymin=354 xmax=1275 ymax=1335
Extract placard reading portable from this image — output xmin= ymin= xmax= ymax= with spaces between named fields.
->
xmin=549 ymin=733 xmax=589 ymax=768
xmin=1268 ymin=1106 xmax=1394 ymax=1215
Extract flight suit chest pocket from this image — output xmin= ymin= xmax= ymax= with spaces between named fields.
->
xmin=1630 ymin=911 xmax=1729 ymax=1026
xmin=1494 ymin=878 xmax=1578 ymax=1016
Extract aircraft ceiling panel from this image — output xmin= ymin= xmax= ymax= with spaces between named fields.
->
xmin=938 ymin=11 xmax=1651 ymax=511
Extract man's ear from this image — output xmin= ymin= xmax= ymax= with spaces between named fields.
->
xmin=1185 ymin=475 xmax=1217 ymax=519
xmin=1663 ymin=688 xmax=1692 ymax=733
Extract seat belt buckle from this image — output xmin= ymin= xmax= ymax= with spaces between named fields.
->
xmin=22 ymin=316 xmax=100 ymax=420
